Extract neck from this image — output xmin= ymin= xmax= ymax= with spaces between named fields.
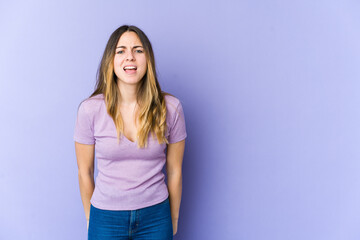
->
xmin=117 ymin=82 xmax=139 ymax=106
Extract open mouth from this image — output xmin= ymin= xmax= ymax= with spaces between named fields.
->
xmin=123 ymin=65 xmax=137 ymax=74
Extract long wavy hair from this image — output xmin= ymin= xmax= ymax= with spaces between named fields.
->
xmin=88 ymin=25 xmax=174 ymax=148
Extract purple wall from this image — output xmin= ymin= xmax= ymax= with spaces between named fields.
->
xmin=1 ymin=0 xmax=360 ymax=239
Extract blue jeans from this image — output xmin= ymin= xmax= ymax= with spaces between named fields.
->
xmin=88 ymin=197 xmax=173 ymax=240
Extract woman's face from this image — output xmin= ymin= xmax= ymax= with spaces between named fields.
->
xmin=113 ymin=31 xmax=147 ymax=86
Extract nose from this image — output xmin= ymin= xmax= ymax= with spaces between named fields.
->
xmin=126 ymin=51 xmax=135 ymax=61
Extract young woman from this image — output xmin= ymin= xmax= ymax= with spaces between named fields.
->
xmin=73 ymin=25 xmax=187 ymax=239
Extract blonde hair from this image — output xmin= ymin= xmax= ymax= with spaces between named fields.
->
xmin=89 ymin=25 xmax=174 ymax=148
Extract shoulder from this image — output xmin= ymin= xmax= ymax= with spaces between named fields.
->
xmin=164 ymin=93 xmax=182 ymax=111
xmin=163 ymin=93 xmax=185 ymax=122
xmin=77 ymin=93 xmax=104 ymax=116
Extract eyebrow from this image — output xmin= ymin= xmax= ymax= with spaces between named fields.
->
xmin=116 ymin=45 xmax=143 ymax=49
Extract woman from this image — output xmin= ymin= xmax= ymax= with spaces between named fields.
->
xmin=73 ymin=25 xmax=187 ymax=239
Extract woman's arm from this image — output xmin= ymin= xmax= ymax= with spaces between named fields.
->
xmin=166 ymin=139 xmax=186 ymax=235
xmin=75 ymin=142 xmax=95 ymax=226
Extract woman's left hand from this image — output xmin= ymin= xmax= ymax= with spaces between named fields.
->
xmin=172 ymin=218 xmax=178 ymax=235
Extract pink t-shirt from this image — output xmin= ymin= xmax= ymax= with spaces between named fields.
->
xmin=73 ymin=93 xmax=187 ymax=210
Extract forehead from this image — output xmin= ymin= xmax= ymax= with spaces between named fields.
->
xmin=117 ymin=31 xmax=142 ymax=46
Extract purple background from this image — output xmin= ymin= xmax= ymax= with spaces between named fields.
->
xmin=1 ymin=0 xmax=360 ymax=239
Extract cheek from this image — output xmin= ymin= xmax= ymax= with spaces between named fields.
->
xmin=113 ymin=58 xmax=124 ymax=76
xmin=114 ymin=56 xmax=122 ymax=66
xmin=140 ymin=63 xmax=147 ymax=75
xmin=140 ymin=57 xmax=147 ymax=70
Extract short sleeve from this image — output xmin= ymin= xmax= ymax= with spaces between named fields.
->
xmin=73 ymin=101 xmax=95 ymax=145
xmin=168 ymin=101 xmax=187 ymax=144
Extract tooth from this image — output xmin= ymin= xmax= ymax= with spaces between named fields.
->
xmin=124 ymin=66 xmax=136 ymax=70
